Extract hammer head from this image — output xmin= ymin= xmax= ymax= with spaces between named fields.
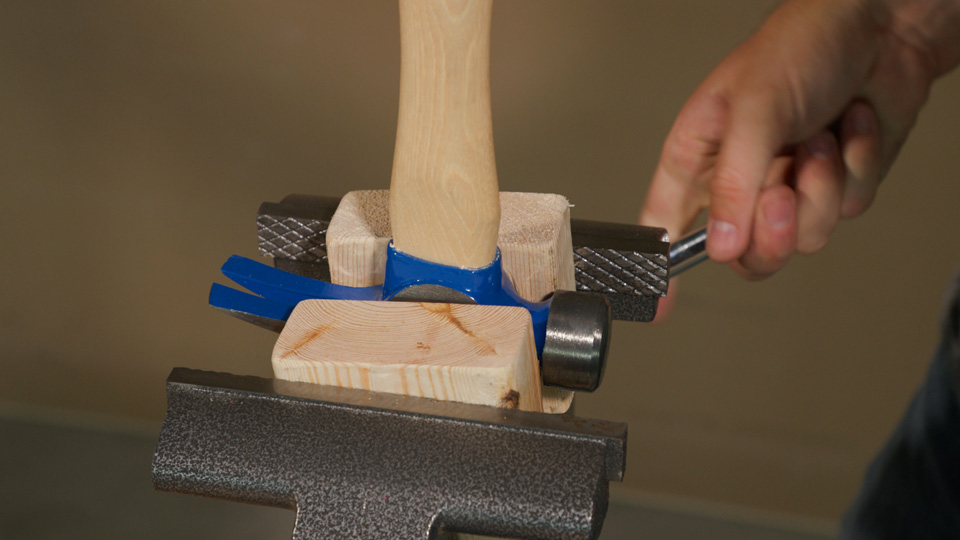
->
xmin=153 ymin=368 xmax=626 ymax=540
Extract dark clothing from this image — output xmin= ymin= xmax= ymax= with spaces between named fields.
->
xmin=841 ymin=272 xmax=960 ymax=539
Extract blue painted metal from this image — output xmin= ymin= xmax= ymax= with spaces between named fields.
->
xmin=222 ymin=255 xmax=381 ymax=303
xmin=382 ymin=243 xmax=551 ymax=354
xmin=211 ymin=247 xmax=552 ymax=356
xmin=209 ymin=283 xmax=293 ymax=322
xmin=209 ymin=256 xmax=381 ymax=331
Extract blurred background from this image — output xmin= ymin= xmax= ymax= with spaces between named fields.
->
xmin=2 ymin=1 xmax=959 ymax=538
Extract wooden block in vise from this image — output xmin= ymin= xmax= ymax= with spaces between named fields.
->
xmin=273 ymin=300 xmax=543 ymax=412
xmin=321 ymin=189 xmax=576 ymax=413
xmin=327 ymin=190 xmax=575 ymax=301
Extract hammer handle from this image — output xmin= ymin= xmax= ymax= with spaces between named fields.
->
xmin=390 ymin=0 xmax=500 ymax=269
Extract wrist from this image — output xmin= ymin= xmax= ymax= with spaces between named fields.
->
xmin=881 ymin=0 xmax=960 ymax=76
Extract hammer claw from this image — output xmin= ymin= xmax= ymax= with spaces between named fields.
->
xmin=221 ymin=255 xmax=380 ymax=304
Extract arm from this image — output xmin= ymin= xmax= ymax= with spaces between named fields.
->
xmin=641 ymin=0 xmax=960 ymax=279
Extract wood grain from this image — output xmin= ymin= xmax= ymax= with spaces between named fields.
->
xmin=328 ymin=191 xmax=575 ymax=299
xmin=390 ymin=0 xmax=500 ymax=268
xmin=326 ymin=189 xmax=576 ymax=413
xmin=326 ymin=190 xmax=392 ymax=287
xmin=273 ymin=299 xmax=542 ymax=412
xmin=496 ymin=192 xmax=575 ymax=302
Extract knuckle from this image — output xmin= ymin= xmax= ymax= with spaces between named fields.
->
xmin=738 ymin=243 xmax=792 ymax=279
xmin=710 ymin=167 xmax=754 ymax=209
xmin=736 ymin=263 xmax=777 ymax=282
xmin=741 ymin=268 xmax=774 ymax=282
xmin=659 ymin=91 xmax=730 ymax=188
xmin=661 ymin=135 xmax=721 ymax=188
xmin=797 ymin=233 xmax=829 ymax=255
xmin=661 ymin=139 xmax=707 ymax=182
xmin=767 ymin=241 xmax=794 ymax=266
xmin=797 ymin=213 xmax=837 ymax=255
xmin=840 ymin=192 xmax=876 ymax=219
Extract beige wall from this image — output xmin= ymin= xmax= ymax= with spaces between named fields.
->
xmin=3 ymin=0 xmax=959 ymax=523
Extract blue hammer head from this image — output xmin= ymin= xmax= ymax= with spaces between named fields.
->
xmin=210 ymin=239 xmax=611 ymax=392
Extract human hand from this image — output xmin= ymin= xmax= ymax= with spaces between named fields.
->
xmin=641 ymin=0 xmax=960 ymax=280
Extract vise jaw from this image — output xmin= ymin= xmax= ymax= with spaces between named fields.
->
xmin=257 ymin=194 xmax=671 ymax=323
xmin=152 ymin=368 xmax=626 ymax=540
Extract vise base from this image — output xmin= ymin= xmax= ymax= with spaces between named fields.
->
xmin=152 ymin=368 xmax=626 ymax=540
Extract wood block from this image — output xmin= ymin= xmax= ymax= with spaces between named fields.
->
xmin=325 ymin=190 xmax=392 ymax=287
xmin=273 ymin=299 xmax=543 ymax=412
xmin=328 ymin=190 xmax=575 ymax=301
xmin=497 ymin=192 xmax=575 ymax=302
xmin=325 ymin=190 xmax=576 ymax=414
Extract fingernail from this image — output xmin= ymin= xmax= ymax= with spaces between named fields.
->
xmin=806 ymin=132 xmax=835 ymax=159
xmin=707 ymin=219 xmax=739 ymax=255
xmin=763 ymin=197 xmax=793 ymax=230
xmin=850 ymin=105 xmax=875 ymax=134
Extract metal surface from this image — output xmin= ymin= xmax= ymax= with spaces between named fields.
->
xmin=256 ymin=196 xmax=671 ymax=322
xmin=153 ymin=368 xmax=626 ymax=540
xmin=668 ymin=227 xmax=708 ymax=277
xmin=257 ymin=195 xmax=342 ymax=282
xmin=211 ymin=244 xmax=556 ymax=360
xmin=389 ymin=284 xmax=476 ymax=304
xmin=208 ymin=305 xmax=287 ymax=333
xmin=213 ymin=244 xmax=618 ymax=390
xmin=570 ymin=219 xmax=669 ymax=322
xmin=541 ymin=291 xmax=611 ymax=392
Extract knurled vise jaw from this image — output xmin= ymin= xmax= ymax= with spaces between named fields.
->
xmin=212 ymin=193 xmax=675 ymax=393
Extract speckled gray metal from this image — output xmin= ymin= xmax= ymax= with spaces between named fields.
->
xmin=153 ymin=368 xmax=626 ymax=540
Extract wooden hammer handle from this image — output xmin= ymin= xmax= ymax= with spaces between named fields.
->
xmin=389 ymin=0 xmax=500 ymax=269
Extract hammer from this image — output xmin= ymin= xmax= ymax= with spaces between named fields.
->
xmin=155 ymin=1 xmax=665 ymax=538
xmin=209 ymin=0 xmax=651 ymax=399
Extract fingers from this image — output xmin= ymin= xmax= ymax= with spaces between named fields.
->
xmin=649 ymin=97 xmax=876 ymax=280
xmin=731 ymin=184 xmax=798 ymax=280
xmin=838 ymin=101 xmax=883 ymax=218
xmin=638 ymin=0 xmax=934 ymax=286
xmin=707 ymin=92 xmax=787 ymax=263
xmin=639 ymin=91 xmax=727 ymax=241
xmin=845 ymin=44 xmax=933 ymax=216
xmin=640 ymin=162 xmax=706 ymax=243
xmin=731 ymin=128 xmax=846 ymax=276
xmin=716 ymin=115 xmax=872 ymax=277
xmin=794 ymin=130 xmax=844 ymax=254
xmin=652 ymin=282 xmax=678 ymax=323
